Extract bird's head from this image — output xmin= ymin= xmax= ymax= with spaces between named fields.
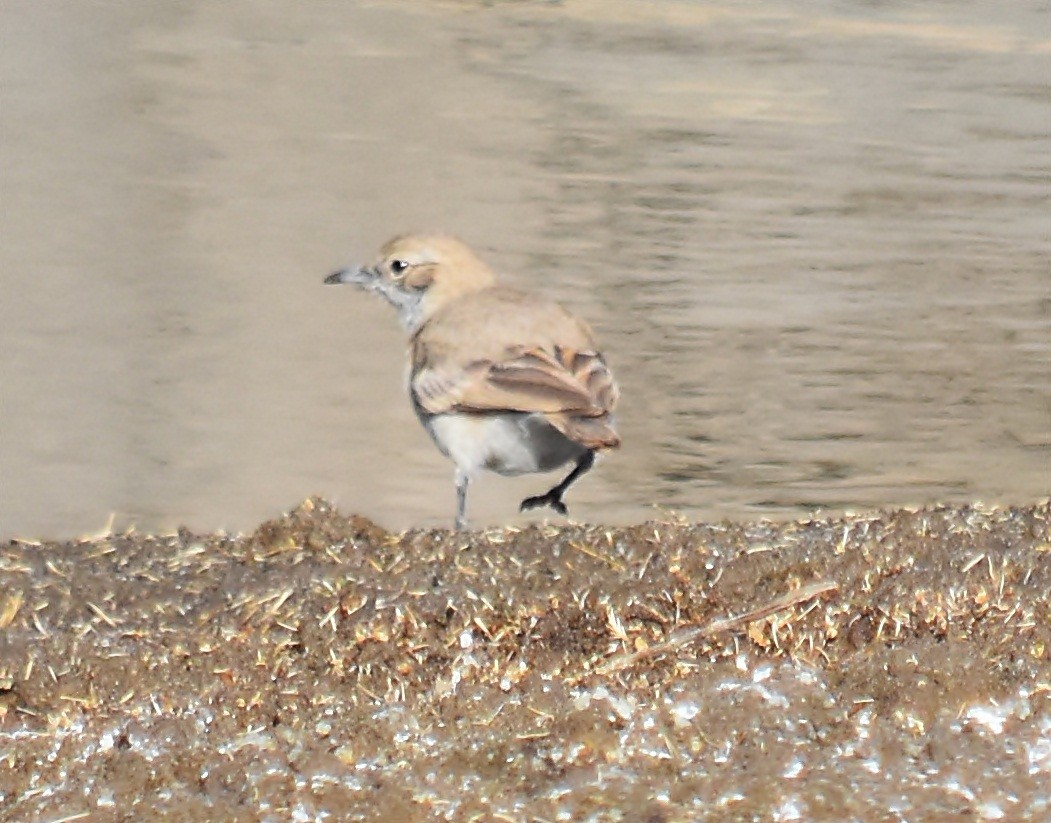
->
xmin=325 ymin=234 xmax=496 ymax=331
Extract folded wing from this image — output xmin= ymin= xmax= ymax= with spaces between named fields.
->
xmin=412 ymin=345 xmax=620 ymax=449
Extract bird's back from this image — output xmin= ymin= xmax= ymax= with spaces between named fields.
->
xmin=411 ymin=286 xmax=620 ymax=449
xmin=415 ymin=287 xmax=596 ymax=362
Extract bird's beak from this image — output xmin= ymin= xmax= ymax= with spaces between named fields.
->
xmin=324 ymin=265 xmax=374 ymax=286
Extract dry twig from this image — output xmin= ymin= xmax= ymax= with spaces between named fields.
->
xmin=597 ymin=579 xmax=839 ymax=674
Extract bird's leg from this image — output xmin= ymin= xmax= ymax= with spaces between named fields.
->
xmin=520 ymin=450 xmax=596 ymax=517
xmin=455 ymin=469 xmax=470 ymax=530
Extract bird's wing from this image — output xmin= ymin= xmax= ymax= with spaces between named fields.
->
xmin=412 ymin=345 xmax=617 ymax=418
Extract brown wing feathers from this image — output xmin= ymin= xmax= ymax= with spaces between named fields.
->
xmin=411 ymin=342 xmax=619 ymax=449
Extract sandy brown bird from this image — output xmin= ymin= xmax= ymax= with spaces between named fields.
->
xmin=325 ymin=234 xmax=620 ymax=529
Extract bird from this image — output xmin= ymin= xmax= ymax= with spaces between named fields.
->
xmin=324 ymin=234 xmax=620 ymax=530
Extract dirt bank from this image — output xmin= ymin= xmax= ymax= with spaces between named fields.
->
xmin=2 ymin=499 xmax=1049 ymax=821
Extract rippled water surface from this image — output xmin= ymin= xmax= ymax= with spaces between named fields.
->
xmin=2 ymin=0 xmax=1049 ymax=537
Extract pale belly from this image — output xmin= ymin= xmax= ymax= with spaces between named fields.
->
xmin=422 ymin=412 xmax=586 ymax=476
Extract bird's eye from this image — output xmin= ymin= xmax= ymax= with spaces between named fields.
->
xmin=390 ymin=259 xmax=408 ymax=275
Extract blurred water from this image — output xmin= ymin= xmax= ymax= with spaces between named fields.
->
xmin=2 ymin=0 xmax=1049 ymax=538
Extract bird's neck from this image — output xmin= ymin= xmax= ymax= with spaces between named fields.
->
xmin=401 ymin=282 xmax=495 ymax=335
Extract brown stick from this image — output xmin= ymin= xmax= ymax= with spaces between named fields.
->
xmin=596 ymin=579 xmax=838 ymax=675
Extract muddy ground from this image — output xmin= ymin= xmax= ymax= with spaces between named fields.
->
xmin=1 ymin=499 xmax=1049 ymax=821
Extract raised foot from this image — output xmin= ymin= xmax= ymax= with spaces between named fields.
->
xmin=519 ymin=491 xmax=568 ymax=516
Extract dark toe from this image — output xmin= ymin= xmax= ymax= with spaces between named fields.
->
xmin=519 ymin=492 xmax=568 ymax=516
xmin=520 ymin=495 xmax=543 ymax=512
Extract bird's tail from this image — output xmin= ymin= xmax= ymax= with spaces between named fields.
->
xmin=549 ymin=413 xmax=621 ymax=450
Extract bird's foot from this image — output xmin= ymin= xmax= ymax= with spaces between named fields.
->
xmin=520 ymin=490 xmax=568 ymax=516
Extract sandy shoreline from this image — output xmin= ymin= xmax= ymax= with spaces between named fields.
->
xmin=2 ymin=499 xmax=1049 ymax=819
